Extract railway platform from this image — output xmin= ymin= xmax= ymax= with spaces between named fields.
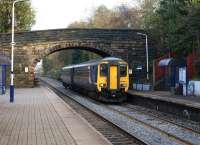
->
xmin=0 ymin=85 xmax=112 ymax=145
xmin=128 ymin=90 xmax=200 ymax=109
xmin=128 ymin=90 xmax=200 ymax=121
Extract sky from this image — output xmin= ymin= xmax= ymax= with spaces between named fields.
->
xmin=31 ymin=0 xmax=135 ymax=30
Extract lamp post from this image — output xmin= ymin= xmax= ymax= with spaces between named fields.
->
xmin=137 ymin=32 xmax=149 ymax=81
xmin=10 ymin=0 xmax=27 ymax=102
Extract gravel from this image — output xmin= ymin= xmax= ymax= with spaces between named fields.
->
xmin=41 ymin=77 xmax=188 ymax=145
xmin=109 ymin=105 xmax=200 ymax=144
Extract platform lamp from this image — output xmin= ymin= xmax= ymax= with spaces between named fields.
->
xmin=10 ymin=0 xmax=29 ymax=102
xmin=137 ymin=32 xmax=149 ymax=81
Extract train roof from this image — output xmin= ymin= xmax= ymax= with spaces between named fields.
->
xmin=102 ymin=57 xmax=123 ymax=61
xmin=62 ymin=57 xmax=125 ymax=70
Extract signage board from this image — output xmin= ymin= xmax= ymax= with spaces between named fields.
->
xmin=129 ymin=69 xmax=133 ymax=75
xmin=179 ymin=67 xmax=186 ymax=84
xmin=25 ymin=67 xmax=29 ymax=73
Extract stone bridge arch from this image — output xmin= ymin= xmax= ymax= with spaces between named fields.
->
xmin=31 ymin=42 xmax=115 ymax=73
xmin=33 ymin=42 xmax=111 ymax=63
xmin=0 ymin=28 xmax=156 ymax=87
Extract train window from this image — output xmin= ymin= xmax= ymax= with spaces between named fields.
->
xmin=91 ymin=66 xmax=98 ymax=83
xmin=100 ymin=64 xmax=108 ymax=77
xmin=120 ymin=65 xmax=127 ymax=77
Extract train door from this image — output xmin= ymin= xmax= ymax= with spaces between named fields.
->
xmin=70 ymin=68 xmax=74 ymax=84
xmin=109 ymin=66 xmax=118 ymax=90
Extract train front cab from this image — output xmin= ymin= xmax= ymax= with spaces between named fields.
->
xmin=97 ymin=60 xmax=129 ymax=102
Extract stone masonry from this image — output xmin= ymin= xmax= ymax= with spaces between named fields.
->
xmin=0 ymin=28 xmax=156 ymax=87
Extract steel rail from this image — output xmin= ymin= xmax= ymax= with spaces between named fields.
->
xmin=40 ymin=78 xmax=146 ymax=145
xmin=40 ymin=77 xmax=199 ymax=145
xmin=106 ymin=105 xmax=194 ymax=145
xmin=125 ymin=104 xmax=200 ymax=135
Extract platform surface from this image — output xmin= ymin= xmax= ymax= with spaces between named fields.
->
xmin=128 ymin=90 xmax=200 ymax=109
xmin=0 ymin=85 xmax=112 ymax=145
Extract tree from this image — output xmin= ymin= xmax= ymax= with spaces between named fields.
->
xmin=138 ymin=0 xmax=170 ymax=55
xmin=68 ymin=5 xmax=141 ymax=29
xmin=157 ymin=0 xmax=189 ymax=53
xmin=89 ymin=5 xmax=113 ymax=28
xmin=184 ymin=1 xmax=200 ymax=54
xmin=195 ymin=59 xmax=200 ymax=79
xmin=68 ymin=21 xmax=91 ymax=28
xmin=140 ymin=0 xmax=200 ymax=55
xmin=109 ymin=5 xmax=142 ymax=29
xmin=0 ymin=0 xmax=35 ymax=33
xmin=42 ymin=57 xmax=53 ymax=75
xmin=58 ymin=49 xmax=73 ymax=66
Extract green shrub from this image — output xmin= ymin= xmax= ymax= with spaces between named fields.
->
xmin=194 ymin=59 xmax=200 ymax=80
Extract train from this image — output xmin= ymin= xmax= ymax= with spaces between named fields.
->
xmin=61 ymin=57 xmax=129 ymax=102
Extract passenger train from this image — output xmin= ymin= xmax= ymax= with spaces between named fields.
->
xmin=61 ymin=57 xmax=129 ymax=102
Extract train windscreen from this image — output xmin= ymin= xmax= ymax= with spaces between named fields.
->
xmin=100 ymin=64 xmax=108 ymax=77
xmin=120 ymin=64 xmax=127 ymax=77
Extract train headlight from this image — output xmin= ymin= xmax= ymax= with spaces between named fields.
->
xmin=99 ymin=83 xmax=106 ymax=87
xmin=120 ymin=84 xmax=127 ymax=87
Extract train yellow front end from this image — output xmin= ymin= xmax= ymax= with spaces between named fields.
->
xmin=97 ymin=58 xmax=129 ymax=102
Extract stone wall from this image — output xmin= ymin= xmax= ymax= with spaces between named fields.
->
xmin=0 ymin=28 xmax=156 ymax=87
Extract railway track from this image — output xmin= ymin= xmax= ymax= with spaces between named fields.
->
xmin=40 ymin=79 xmax=144 ymax=145
xmin=107 ymin=105 xmax=200 ymax=145
xmin=124 ymin=104 xmax=200 ymax=135
xmin=40 ymin=77 xmax=200 ymax=145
